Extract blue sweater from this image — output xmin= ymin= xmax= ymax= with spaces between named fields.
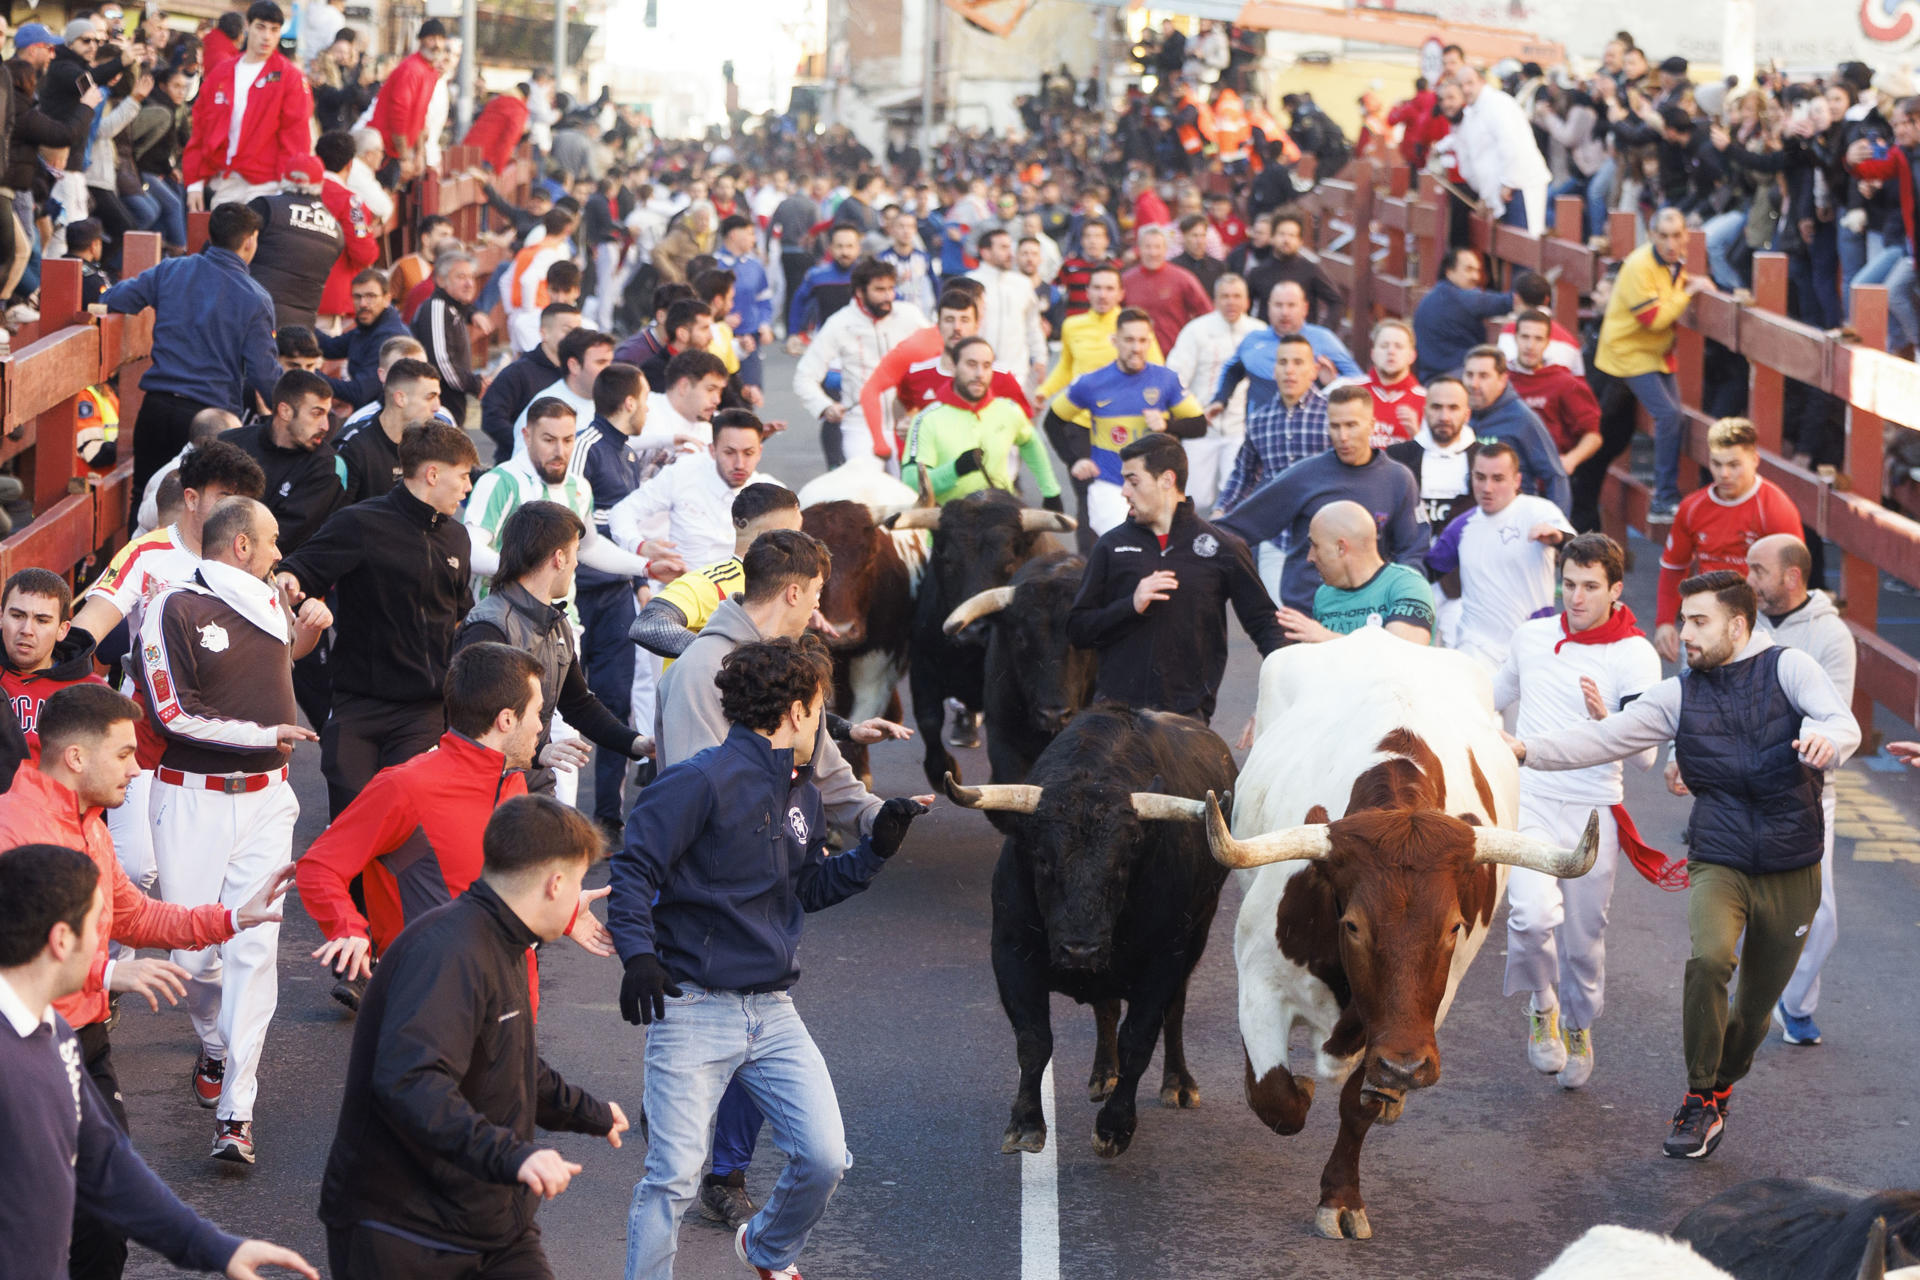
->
xmin=0 ymin=1005 xmax=241 ymax=1278
xmin=1412 ymin=280 xmax=1514 ymax=380
xmin=318 ymin=305 xmax=410 ymax=410
xmin=609 ymin=724 xmax=887 ymax=992
xmin=1469 ymin=385 xmax=1572 ymax=511
xmin=787 ymin=260 xmax=854 ymax=334
xmin=1216 ymin=448 xmax=1430 ymax=613
xmin=104 ymin=247 xmax=282 ymax=413
xmin=716 ymin=248 xmax=774 ymax=335
xmin=1210 ymin=323 xmax=1363 ymax=416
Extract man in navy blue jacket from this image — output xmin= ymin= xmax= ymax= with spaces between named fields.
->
xmin=1412 ymin=247 xmax=1514 ymax=381
xmin=610 ymin=635 xmax=926 ymax=1280
xmin=317 ymin=270 xmax=410 ymax=411
xmin=1462 ymin=346 xmax=1572 ymax=512
xmin=106 ymin=201 xmax=283 ymax=503
xmin=0 ymin=844 xmax=316 ymax=1280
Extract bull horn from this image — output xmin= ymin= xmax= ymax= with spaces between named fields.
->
xmin=886 ymin=506 xmax=943 ymax=532
xmin=1204 ymin=791 xmax=1332 ymax=869
xmin=1857 ymin=1217 xmax=1888 ymax=1280
xmin=943 ymin=586 xmax=1016 ymax=635
xmin=943 ymin=772 xmax=1042 ymax=813
xmin=1130 ymin=793 xmax=1208 ymax=821
xmin=1469 ymin=810 xmax=1599 ymax=879
xmin=1019 ymin=508 xmax=1078 ymax=533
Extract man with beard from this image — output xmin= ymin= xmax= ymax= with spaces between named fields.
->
xmin=792 ymin=257 xmax=926 ymax=467
xmin=1386 ymin=375 xmax=1479 ymax=645
xmin=905 ymin=337 xmax=1063 ymax=507
xmin=219 ymin=370 xmax=344 ymax=555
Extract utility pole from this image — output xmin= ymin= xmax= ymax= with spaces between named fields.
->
xmin=456 ymin=0 xmax=478 ymax=132
xmin=919 ymin=0 xmax=938 ymax=166
xmin=554 ymin=0 xmax=568 ymax=99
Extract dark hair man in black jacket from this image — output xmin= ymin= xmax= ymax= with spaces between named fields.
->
xmin=319 ymin=794 xmax=629 ymax=1279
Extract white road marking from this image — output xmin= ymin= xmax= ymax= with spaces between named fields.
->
xmin=1021 ymin=1062 xmax=1060 ymax=1280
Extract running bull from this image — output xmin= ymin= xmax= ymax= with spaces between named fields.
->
xmin=1210 ymin=629 xmax=1597 ymax=1240
xmin=945 ymin=704 xmax=1235 ymax=1159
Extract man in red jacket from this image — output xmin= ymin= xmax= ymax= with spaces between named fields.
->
xmin=1507 ymin=310 xmax=1602 ymax=476
xmin=298 ymin=642 xmax=612 ymax=1013
xmin=462 ymin=84 xmax=531 ymax=177
xmin=315 ymin=131 xmax=379 ymax=331
xmin=1 ymin=569 xmax=103 ymax=760
xmin=367 ymin=18 xmax=448 ymax=181
xmin=0 ymin=684 xmax=290 ymax=1279
xmin=182 ymin=0 xmax=317 ymax=212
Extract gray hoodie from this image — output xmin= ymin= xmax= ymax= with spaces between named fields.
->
xmin=1758 ymin=589 xmax=1856 ymax=707
xmin=654 ymin=595 xmax=881 ymax=838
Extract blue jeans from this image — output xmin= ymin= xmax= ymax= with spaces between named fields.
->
xmin=1885 ymin=255 xmax=1920 ymax=351
xmin=142 ymin=174 xmax=188 ymax=248
xmin=1584 ymin=158 xmax=1616 ymax=240
xmin=1500 ymin=189 xmax=1533 ymax=231
xmin=1704 ymin=210 xmax=1749 ymax=292
xmin=122 ymin=191 xmax=160 ymax=234
xmin=1628 ymin=370 xmax=1686 ymax=509
xmin=1838 ymin=221 xmax=1868 ymax=304
xmin=1546 ymin=175 xmax=1583 ymax=228
xmin=625 ymin=986 xmax=849 ymax=1280
xmin=1853 ymin=243 xmax=1911 ymax=346
xmin=575 ymin=582 xmax=637 ymax=826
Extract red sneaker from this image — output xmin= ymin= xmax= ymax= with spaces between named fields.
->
xmin=191 ymin=1054 xmax=224 ymax=1109
xmin=734 ymin=1224 xmax=800 ymax=1279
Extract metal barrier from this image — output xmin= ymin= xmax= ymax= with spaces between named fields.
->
xmin=1293 ymin=161 xmax=1920 ymax=730
xmin=0 ymin=233 xmax=161 ymax=585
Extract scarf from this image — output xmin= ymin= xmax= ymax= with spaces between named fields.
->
xmin=191 ymin=561 xmax=290 ymax=644
xmin=1553 ymin=604 xmax=1687 ymax=890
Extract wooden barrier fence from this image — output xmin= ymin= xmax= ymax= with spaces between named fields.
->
xmin=1293 ymin=161 xmax=1920 ymax=731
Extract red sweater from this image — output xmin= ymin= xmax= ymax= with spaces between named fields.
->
xmin=182 ymin=50 xmax=317 ymax=187
xmin=1121 ymin=263 xmax=1212 ymax=352
xmin=368 ymin=51 xmax=438 ymax=158
xmin=0 ymin=769 xmax=232 ymax=1028
xmin=1365 ymin=370 xmax=1426 ymax=446
xmin=1655 ymin=478 xmax=1803 ymax=624
xmin=462 ymin=93 xmax=530 ymax=175
xmin=1508 ymin=363 xmax=1600 ymax=453
xmin=319 ymin=176 xmax=380 ymax=318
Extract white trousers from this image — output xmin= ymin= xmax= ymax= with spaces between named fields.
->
xmin=1503 ymin=795 xmax=1621 ymax=1032
xmin=109 ymin=770 xmax=157 ymax=891
xmin=150 ymin=778 xmax=298 ymax=1122
xmin=1183 ymin=434 xmax=1240 ymax=512
xmin=1256 ymin=542 xmax=1285 ymax=604
xmin=591 ymin=242 xmax=626 ymax=330
xmin=631 ymin=647 xmax=664 ymax=748
xmin=205 ymin=174 xmax=281 ymax=209
xmin=1087 ymin=479 xmax=1129 ymax=536
xmin=1781 ymin=788 xmax=1839 ymax=1017
xmin=1436 ymin=595 xmax=1463 ymax=650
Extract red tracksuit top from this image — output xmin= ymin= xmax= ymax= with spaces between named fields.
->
xmin=462 ymin=94 xmax=530 ymax=175
xmin=368 ymin=51 xmax=438 ymax=159
xmin=319 ymin=176 xmax=380 ymax=318
xmin=182 ymin=49 xmax=317 ymax=187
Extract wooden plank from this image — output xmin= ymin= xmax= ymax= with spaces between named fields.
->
xmin=92 ymin=465 xmax=133 ymax=548
xmin=1686 ymin=292 xmax=1739 ymax=347
xmin=1748 ymin=254 xmax=1788 ymax=454
xmin=0 ymin=493 xmax=95 ymax=581
xmin=1835 ymin=341 xmax=1920 ymax=432
xmin=1738 ymin=307 xmax=1828 ymax=384
xmin=4 ymin=327 xmax=102 ymax=427
xmin=1853 ymin=624 xmax=1920 ymax=729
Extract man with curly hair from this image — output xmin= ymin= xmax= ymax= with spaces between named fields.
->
xmin=609 ymin=634 xmax=928 ymax=1280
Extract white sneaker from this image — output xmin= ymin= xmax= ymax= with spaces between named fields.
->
xmin=1527 ymin=1003 xmax=1568 ymax=1073
xmin=1558 ymin=1027 xmax=1594 ymax=1089
xmin=735 ymin=1224 xmax=801 ymax=1279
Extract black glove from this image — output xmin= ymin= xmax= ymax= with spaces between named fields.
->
xmin=1041 ymin=493 xmax=1064 ymax=514
xmin=619 ymin=954 xmax=682 ymax=1026
xmin=869 ymin=796 xmax=929 ymax=860
xmin=954 ymin=448 xmax=985 ymax=477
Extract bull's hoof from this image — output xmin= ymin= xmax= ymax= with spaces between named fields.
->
xmin=1159 ymin=1074 xmax=1201 ymax=1109
xmin=1361 ymin=1086 xmax=1405 ymax=1125
xmin=1090 ymin=1123 xmax=1134 ymax=1159
xmin=1313 ymin=1206 xmax=1373 ymax=1240
xmin=1088 ymin=1069 xmax=1119 ymax=1103
xmin=1001 ymin=1122 xmax=1047 ymax=1154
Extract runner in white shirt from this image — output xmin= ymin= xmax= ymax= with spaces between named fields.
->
xmin=1427 ymin=439 xmax=1573 ymax=672
xmin=1164 ymin=272 xmax=1261 ymax=509
xmin=1492 ymin=533 xmax=1662 ymax=1089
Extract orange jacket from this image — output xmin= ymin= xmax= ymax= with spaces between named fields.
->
xmin=0 ymin=768 xmax=232 ymax=1028
xmin=1212 ymin=89 xmax=1251 ymax=161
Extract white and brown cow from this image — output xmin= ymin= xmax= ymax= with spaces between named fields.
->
xmin=1209 ymin=628 xmax=1597 ymax=1240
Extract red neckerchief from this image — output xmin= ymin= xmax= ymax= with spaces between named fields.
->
xmin=1552 ymin=603 xmax=1687 ymax=890
xmin=932 ymin=382 xmax=995 ymax=412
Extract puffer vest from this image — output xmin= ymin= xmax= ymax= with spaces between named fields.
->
xmin=1675 ymin=644 xmax=1824 ymax=875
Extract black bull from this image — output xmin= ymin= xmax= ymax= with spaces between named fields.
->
xmin=946 ymin=705 xmax=1237 ymax=1159
xmin=888 ymin=489 xmax=1075 ymax=789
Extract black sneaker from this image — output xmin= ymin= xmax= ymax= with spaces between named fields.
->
xmin=1663 ymin=1091 xmax=1725 ymax=1159
xmin=330 ymin=972 xmax=368 ymax=1013
xmin=698 ymin=1171 xmax=756 ymax=1229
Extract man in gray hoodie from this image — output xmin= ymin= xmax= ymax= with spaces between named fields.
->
xmin=1748 ymin=533 xmax=1857 ymax=1048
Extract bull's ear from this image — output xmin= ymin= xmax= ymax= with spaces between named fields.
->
xmin=1305 ymin=804 xmax=1330 ymax=825
xmin=1455 ymin=813 xmax=1483 ymax=827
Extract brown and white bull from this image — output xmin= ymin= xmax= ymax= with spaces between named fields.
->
xmin=799 ymin=494 xmax=928 ymax=785
xmin=1209 ymin=628 xmax=1597 ymax=1240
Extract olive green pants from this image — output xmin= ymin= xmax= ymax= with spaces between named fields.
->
xmin=1684 ymin=861 xmax=1823 ymax=1092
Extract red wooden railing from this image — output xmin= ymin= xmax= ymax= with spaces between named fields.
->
xmin=1293 ymin=161 xmax=1920 ymax=731
xmin=0 ymin=233 xmax=161 ymax=585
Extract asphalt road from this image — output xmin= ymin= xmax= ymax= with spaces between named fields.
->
xmin=117 ymin=351 xmax=1920 ymax=1279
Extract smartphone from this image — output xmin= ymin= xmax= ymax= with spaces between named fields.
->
xmin=1873 ymin=137 xmax=1891 ymax=160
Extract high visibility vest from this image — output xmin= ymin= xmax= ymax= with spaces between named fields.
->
xmin=1212 ymin=89 xmax=1251 ymax=162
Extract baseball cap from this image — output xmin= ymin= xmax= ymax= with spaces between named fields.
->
xmin=283 ymin=156 xmax=324 ymax=185
xmin=14 ymin=22 xmax=62 ymax=48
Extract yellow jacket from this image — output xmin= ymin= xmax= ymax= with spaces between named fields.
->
xmin=1035 ymin=308 xmax=1165 ymax=401
xmin=709 ymin=321 xmax=742 ymax=375
xmin=1596 ymin=243 xmax=1689 ymax=378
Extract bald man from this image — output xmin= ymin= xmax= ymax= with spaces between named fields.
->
xmin=1276 ymin=499 xmax=1436 ymax=645
xmin=1748 ymin=532 xmax=1856 ymax=1047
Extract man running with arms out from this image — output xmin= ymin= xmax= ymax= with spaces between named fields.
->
xmin=1507 ymin=571 xmax=1858 ymax=1159
xmin=611 ymin=635 xmax=927 ymax=1280
xmin=1493 ymin=533 xmax=1663 ymax=1090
